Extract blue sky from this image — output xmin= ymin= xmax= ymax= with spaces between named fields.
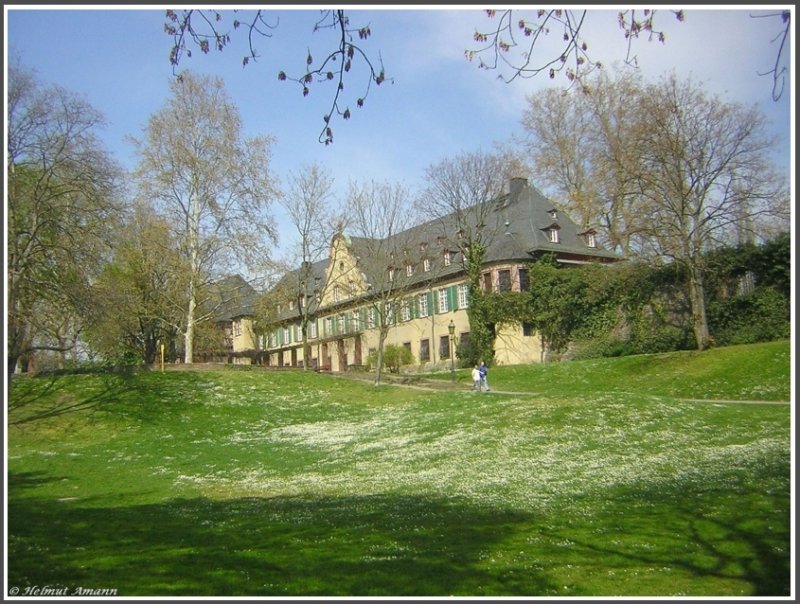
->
xmin=5 ymin=6 xmax=793 ymax=258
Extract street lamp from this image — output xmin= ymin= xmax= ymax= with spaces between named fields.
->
xmin=448 ymin=319 xmax=455 ymax=381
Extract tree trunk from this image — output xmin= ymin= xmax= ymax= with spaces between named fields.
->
xmin=185 ymin=194 xmax=200 ymax=364
xmin=185 ymin=293 xmax=195 ymax=363
xmin=687 ymin=269 xmax=711 ymax=350
xmin=373 ymin=327 xmax=388 ymax=385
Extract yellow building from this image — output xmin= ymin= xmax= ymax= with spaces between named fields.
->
xmin=241 ymin=178 xmax=619 ymax=371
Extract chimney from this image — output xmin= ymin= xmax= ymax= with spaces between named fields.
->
xmin=509 ymin=177 xmax=527 ymax=198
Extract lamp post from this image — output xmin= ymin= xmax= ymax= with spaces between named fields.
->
xmin=448 ymin=319 xmax=455 ymax=382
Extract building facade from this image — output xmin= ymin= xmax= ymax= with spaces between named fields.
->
xmin=231 ymin=178 xmax=620 ymax=371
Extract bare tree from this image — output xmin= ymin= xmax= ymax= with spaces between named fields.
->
xmin=130 ymin=70 xmax=278 ymax=363
xmin=633 ymin=74 xmax=789 ymax=349
xmin=418 ymin=150 xmax=522 ymax=363
xmin=7 ymin=61 xmax=121 ymax=373
xmin=346 ymin=179 xmax=416 ymax=384
xmin=519 ymin=71 xmax=648 ymax=255
xmin=164 ymin=9 xmax=390 ymax=145
xmin=523 ymin=71 xmax=788 ymax=351
xmin=279 ymin=163 xmax=340 ymax=369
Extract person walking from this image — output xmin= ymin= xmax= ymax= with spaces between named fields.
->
xmin=479 ymin=360 xmax=490 ymax=392
xmin=472 ymin=364 xmax=482 ymax=391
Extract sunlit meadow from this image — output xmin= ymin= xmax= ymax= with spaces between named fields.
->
xmin=7 ymin=341 xmax=791 ymax=597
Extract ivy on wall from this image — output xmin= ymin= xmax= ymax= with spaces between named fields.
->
xmin=481 ymin=235 xmax=790 ymax=361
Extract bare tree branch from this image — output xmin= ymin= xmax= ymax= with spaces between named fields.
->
xmin=164 ymin=9 xmax=390 ymax=145
xmin=467 ymin=9 xmax=683 ymax=91
xmin=752 ymin=10 xmax=791 ymax=101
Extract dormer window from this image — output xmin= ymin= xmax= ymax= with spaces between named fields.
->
xmin=443 ymin=249 xmax=452 ymax=266
xmin=405 ymin=263 xmax=414 ymax=277
xmin=548 ymin=209 xmax=558 ymax=220
xmin=579 ymin=229 xmax=597 ymax=248
xmin=543 ymin=224 xmax=561 ymax=244
xmin=423 ymin=258 xmax=431 ymax=272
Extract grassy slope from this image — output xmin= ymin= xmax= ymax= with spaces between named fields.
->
xmin=443 ymin=340 xmax=791 ymax=401
xmin=6 ymin=341 xmax=792 ymax=597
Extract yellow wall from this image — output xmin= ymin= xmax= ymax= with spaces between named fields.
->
xmin=260 ymin=242 xmax=548 ymax=371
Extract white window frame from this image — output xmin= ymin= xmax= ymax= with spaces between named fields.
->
xmin=549 ymin=228 xmax=560 ymax=243
xmin=401 ymin=300 xmax=411 ymax=322
xmin=443 ymin=250 xmax=451 ymax=266
xmin=458 ymin=283 xmax=469 ymax=309
xmin=438 ymin=288 xmax=449 ymax=313
xmin=418 ymin=292 xmax=429 ymax=317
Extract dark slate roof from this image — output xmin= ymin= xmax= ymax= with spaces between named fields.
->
xmin=269 ymin=179 xmax=620 ymax=322
xmin=213 ymin=274 xmax=259 ymax=321
xmin=368 ymin=177 xmax=619 ymax=275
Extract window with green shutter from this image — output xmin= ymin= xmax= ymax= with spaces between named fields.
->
xmin=447 ymin=285 xmax=457 ymax=311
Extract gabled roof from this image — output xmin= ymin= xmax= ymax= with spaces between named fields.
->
xmin=212 ymin=274 xmax=259 ymax=321
xmin=267 ymin=178 xmax=620 ymax=322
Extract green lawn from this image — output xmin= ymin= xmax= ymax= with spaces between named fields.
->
xmin=6 ymin=341 xmax=792 ymax=597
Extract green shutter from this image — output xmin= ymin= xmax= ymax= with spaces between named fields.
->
xmin=448 ymin=285 xmax=457 ymax=311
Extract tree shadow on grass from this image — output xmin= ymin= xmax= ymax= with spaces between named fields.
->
xmin=538 ymin=486 xmax=792 ymax=597
xmin=8 ymin=469 xmax=791 ymax=598
xmin=7 ymin=370 xmax=213 ymax=427
xmin=7 ymin=471 xmax=555 ymax=597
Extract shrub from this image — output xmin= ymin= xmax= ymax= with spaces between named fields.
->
xmin=368 ymin=344 xmax=415 ymax=374
xmin=708 ymin=286 xmax=790 ymax=346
